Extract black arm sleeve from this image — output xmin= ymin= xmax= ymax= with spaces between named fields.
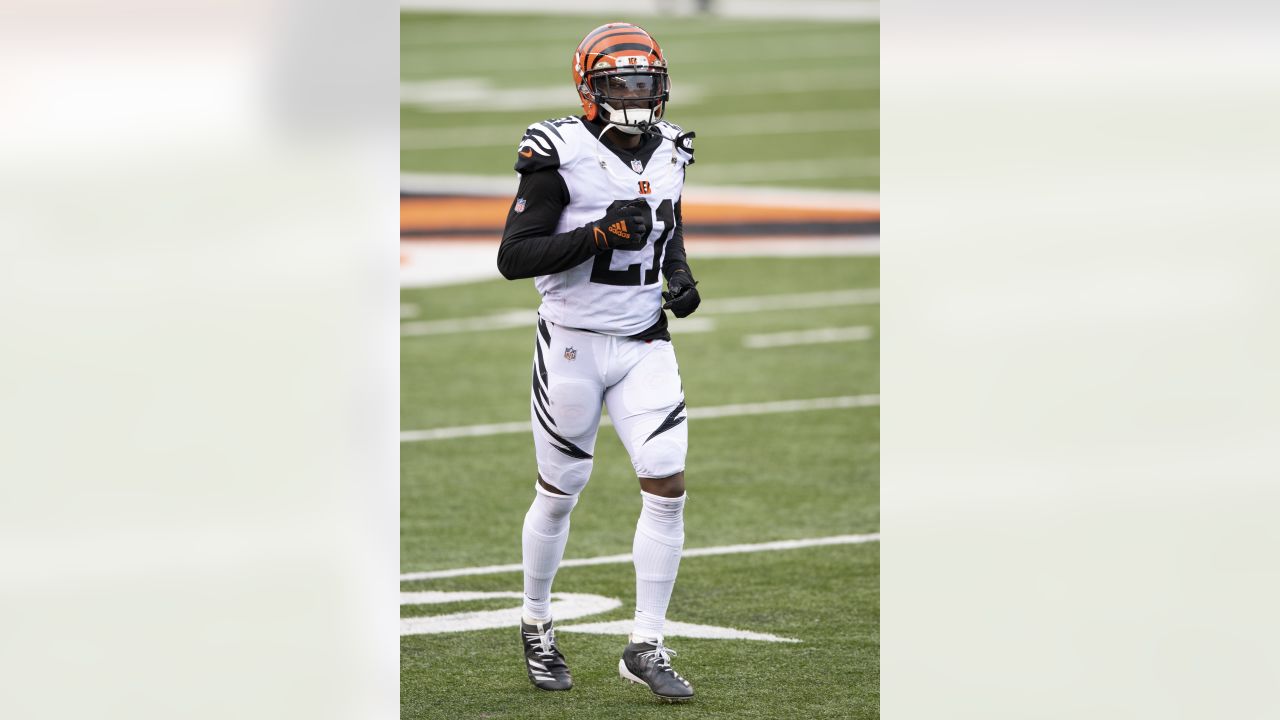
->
xmin=497 ymin=170 xmax=598 ymax=280
xmin=661 ymin=197 xmax=692 ymax=279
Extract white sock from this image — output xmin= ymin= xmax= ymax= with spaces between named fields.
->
xmin=632 ymin=491 xmax=686 ymax=642
xmin=521 ymin=487 xmax=578 ymax=622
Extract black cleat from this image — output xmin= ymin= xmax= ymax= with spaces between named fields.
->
xmin=521 ymin=618 xmax=573 ymax=691
xmin=619 ymin=639 xmax=694 ymax=702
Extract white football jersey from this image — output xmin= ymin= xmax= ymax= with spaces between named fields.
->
xmin=516 ymin=117 xmax=694 ymax=336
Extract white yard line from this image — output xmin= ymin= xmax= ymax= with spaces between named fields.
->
xmin=401 ymin=309 xmax=533 ymax=335
xmin=399 ymin=238 xmax=879 ymax=288
xmin=400 ymin=531 xmax=880 ymax=581
xmin=400 ymin=173 xmax=519 ymax=196
xmin=400 ymin=288 xmax=880 ymax=336
xmin=400 ymin=393 xmax=879 ymax=442
xmin=700 ymin=287 xmax=879 ymax=314
xmin=400 ymin=239 xmax=505 ymax=287
xmin=400 ymin=421 xmax=533 ymax=442
xmin=691 ymin=156 xmax=880 ymax=183
xmin=401 ymin=108 xmax=878 ymax=150
xmin=697 ymin=108 xmax=877 ymax=133
xmin=743 ymin=325 xmax=873 ymax=348
xmin=689 ymin=393 xmax=879 ymax=419
xmin=712 ymin=71 xmax=878 ymax=96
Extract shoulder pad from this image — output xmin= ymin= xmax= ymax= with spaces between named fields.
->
xmin=514 ymin=117 xmax=581 ymax=174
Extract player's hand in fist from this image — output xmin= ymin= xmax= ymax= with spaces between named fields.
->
xmin=591 ymin=199 xmax=649 ymax=251
xmin=662 ymin=269 xmax=701 ymax=318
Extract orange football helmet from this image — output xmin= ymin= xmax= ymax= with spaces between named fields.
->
xmin=572 ymin=23 xmax=670 ymax=133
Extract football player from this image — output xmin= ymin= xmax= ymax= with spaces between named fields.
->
xmin=496 ymin=22 xmax=701 ymax=703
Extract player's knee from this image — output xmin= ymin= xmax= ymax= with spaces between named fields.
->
xmin=538 ymin=461 xmax=592 ymax=498
xmin=537 ymin=476 xmax=572 ymax=497
xmin=639 ymin=471 xmax=685 ymax=498
xmin=632 ymin=435 xmax=686 ymax=481
xmin=530 ymin=481 xmax=579 ymax=517
xmin=547 ymin=379 xmax=600 ymax=438
xmin=525 ymin=480 xmax=579 ymax=538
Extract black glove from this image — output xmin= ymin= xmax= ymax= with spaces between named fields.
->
xmin=662 ymin=269 xmax=701 ymax=318
xmin=591 ymin=199 xmax=649 ymax=251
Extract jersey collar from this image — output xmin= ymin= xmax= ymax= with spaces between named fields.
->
xmin=581 ymin=115 xmax=663 ymax=173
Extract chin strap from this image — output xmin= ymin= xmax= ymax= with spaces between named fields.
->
xmin=593 ymin=122 xmax=620 ymax=171
xmin=592 ymin=122 xmax=638 ymax=181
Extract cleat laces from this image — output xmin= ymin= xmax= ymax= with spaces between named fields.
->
xmin=638 ymin=643 xmax=683 ymax=678
xmin=524 ymin=627 xmax=560 ymax=662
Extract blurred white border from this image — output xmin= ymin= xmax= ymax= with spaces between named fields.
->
xmin=882 ymin=2 xmax=1280 ymax=717
xmin=0 ymin=1 xmax=400 ymax=718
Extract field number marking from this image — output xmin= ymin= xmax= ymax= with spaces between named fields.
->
xmin=400 ymin=591 xmax=618 ymax=636
xmin=399 ymin=590 xmax=799 ymax=642
xmin=400 ymin=534 xmax=879 ymax=641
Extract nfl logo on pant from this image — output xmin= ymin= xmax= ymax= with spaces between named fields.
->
xmin=564 ymin=347 xmax=577 ymax=361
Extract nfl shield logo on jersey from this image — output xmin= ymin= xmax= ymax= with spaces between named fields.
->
xmin=514 ymin=197 xmax=526 ymax=213
xmin=630 ymin=159 xmax=643 ymax=174
xmin=564 ymin=347 xmax=577 ymax=361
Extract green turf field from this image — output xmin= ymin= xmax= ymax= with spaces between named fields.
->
xmin=401 ymin=256 xmax=879 ymax=718
xmin=401 ymin=13 xmax=880 ymax=190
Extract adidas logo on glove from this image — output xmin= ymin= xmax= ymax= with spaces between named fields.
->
xmin=607 ymin=221 xmax=630 ymax=240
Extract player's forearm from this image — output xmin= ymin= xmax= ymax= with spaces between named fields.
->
xmin=661 ymin=198 xmax=692 ymax=280
xmin=497 ymin=226 xmax=596 ymax=280
xmin=661 ymin=223 xmax=692 ymax=280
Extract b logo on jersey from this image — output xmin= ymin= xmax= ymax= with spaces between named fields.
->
xmin=638 ymin=181 xmax=652 ymax=194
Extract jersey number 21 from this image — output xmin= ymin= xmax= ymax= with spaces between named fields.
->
xmin=589 ymin=198 xmax=675 ymax=287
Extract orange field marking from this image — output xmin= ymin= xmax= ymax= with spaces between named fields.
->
xmin=401 ymin=196 xmax=879 ymax=233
